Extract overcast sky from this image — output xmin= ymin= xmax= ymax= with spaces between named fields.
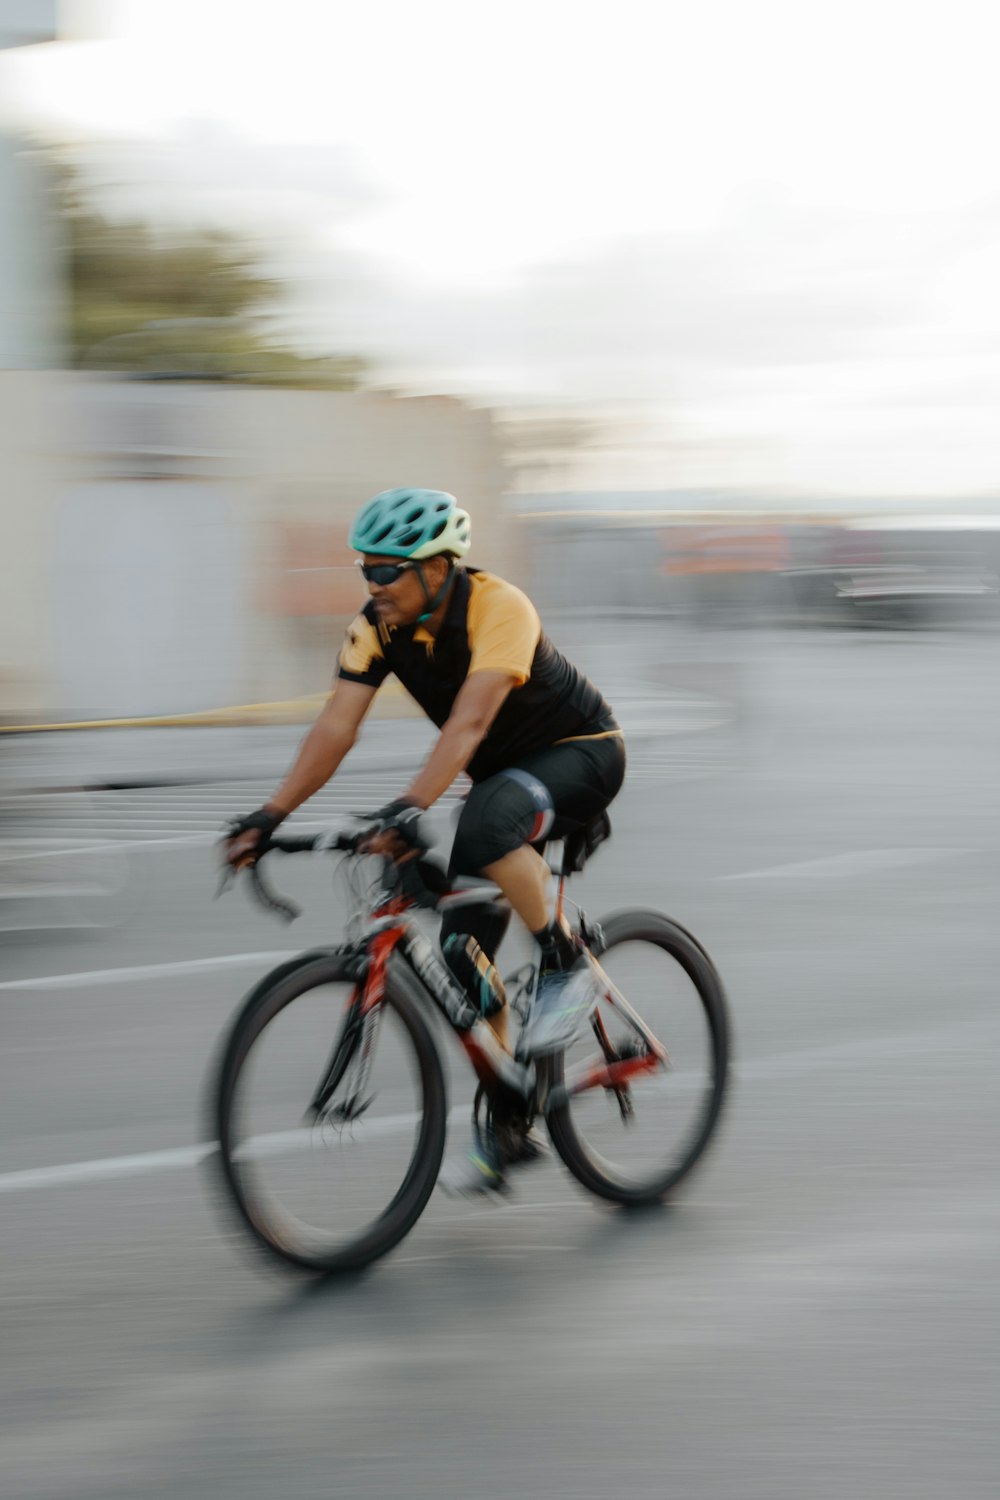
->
xmin=3 ymin=0 xmax=1000 ymax=497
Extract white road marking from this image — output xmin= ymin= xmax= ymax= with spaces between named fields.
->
xmin=0 ymin=950 xmax=299 ymax=992
xmin=737 ymin=1014 xmax=1000 ymax=1079
xmin=2 ymin=834 xmax=217 ymax=855
xmin=721 ymin=847 xmax=972 ymax=881
xmin=0 ymin=1105 xmax=469 ymax=1196
xmin=0 ymin=1144 xmax=216 ymax=1193
xmin=1 ymin=1016 xmax=995 ymax=1198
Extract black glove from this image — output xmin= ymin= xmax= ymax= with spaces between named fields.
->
xmin=366 ymin=799 xmax=429 ymax=852
xmin=224 ymin=805 xmax=287 ymax=859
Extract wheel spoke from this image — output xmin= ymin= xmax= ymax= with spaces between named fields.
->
xmin=215 ymin=958 xmax=446 ymax=1273
xmin=545 ymin=913 xmax=728 ymax=1203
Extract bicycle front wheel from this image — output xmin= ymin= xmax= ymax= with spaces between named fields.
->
xmin=544 ymin=910 xmax=730 ymax=1206
xmin=213 ymin=955 xmax=446 ymax=1274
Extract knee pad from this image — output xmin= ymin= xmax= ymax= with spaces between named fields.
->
xmin=450 ymin=772 xmax=554 ymax=873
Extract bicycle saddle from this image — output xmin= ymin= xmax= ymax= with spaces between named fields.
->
xmin=554 ymin=809 xmax=612 ymax=876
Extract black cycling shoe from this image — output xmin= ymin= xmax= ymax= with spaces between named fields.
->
xmin=438 ymin=1090 xmax=547 ymax=1198
xmin=495 ymin=1117 xmax=548 ymax=1166
xmin=438 ymin=1134 xmax=508 ymax=1197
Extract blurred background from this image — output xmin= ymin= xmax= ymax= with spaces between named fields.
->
xmin=1 ymin=3 xmax=997 ymax=1498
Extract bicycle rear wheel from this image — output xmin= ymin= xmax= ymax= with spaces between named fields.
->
xmin=544 ymin=910 xmax=729 ymax=1206
xmin=213 ymin=954 xmax=446 ymax=1274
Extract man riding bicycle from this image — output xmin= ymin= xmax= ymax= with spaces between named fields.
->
xmin=225 ymin=487 xmax=626 ymax=1193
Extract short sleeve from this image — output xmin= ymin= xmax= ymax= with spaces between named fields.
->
xmin=336 ymin=613 xmax=391 ymax=688
xmin=466 ymin=576 xmax=541 ymax=685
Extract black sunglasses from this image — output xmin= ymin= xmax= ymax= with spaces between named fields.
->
xmin=356 ymin=559 xmax=419 ymax=586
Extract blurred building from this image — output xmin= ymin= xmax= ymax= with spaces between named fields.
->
xmin=516 ymin=492 xmax=1000 ymax=628
xmin=0 ymin=378 xmax=511 ymax=722
xmin=0 ymin=2 xmax=62 ymax=723
xmin=0 ymin=6 xmax=514 ymax=727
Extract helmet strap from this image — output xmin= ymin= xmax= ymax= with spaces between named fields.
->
xmin=416 ymin=560 xmax=455 ymax=624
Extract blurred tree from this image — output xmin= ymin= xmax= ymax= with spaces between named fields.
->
xmin=52 ymin=158 xmax=367 ymax=387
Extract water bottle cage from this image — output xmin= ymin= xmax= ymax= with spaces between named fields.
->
xmin=442 ymin=933 xmax=507 ymax=1019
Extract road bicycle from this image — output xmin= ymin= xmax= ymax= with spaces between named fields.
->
xmin=212 ymin=812 xmax=730 ymax=1274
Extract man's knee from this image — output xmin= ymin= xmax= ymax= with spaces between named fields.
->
xmin=449 ymin=777 xmax=542 ymax=876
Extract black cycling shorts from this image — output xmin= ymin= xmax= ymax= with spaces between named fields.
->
xmin=448 ymin=731 xmax=626 ymax=878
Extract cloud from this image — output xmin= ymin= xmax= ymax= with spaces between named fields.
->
xmin=310 ymin=191 xmax=1000 ymax=393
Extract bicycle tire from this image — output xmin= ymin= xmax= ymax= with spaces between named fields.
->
xmin=213 ymin=953 xmax=447 ymax=1274
xmin=544 ymin=909 xmax=730 ymax=1207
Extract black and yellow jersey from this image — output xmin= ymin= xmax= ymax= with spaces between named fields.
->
xmin=336 ymin=567 xmax=619 ymax=782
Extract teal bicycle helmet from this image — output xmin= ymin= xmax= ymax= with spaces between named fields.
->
xmin=349 ymin=488 xmax=471 ymax=560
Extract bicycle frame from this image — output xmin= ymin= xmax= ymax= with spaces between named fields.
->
xmin=350 ymin=882 xmax=670 ymax=1118
xmin=216 ymin=824 xmax=731 ymax=1276
xmin=359 ymin=899 xmax=534 ymax=1099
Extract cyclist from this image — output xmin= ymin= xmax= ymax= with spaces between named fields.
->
xmin=225 ymin=487 xmax=626 ymax=1193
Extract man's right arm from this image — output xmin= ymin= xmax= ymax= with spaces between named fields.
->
xmin=268 ymin=679 xmax=377 ymax=815
xmin=225 ymin=680 xmax=376 ymax=867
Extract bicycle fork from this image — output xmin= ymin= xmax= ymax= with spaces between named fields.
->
xmin=303 ymin=934 xmax=394 ymax=1127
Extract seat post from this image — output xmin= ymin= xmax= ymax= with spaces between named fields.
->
xmin=543 ymin=839 xmax=568 ymax=926
xmin=554 ymin=873 xmax=567 ymax=927
xmin=544 ymin=840 xmax=565 ymax=876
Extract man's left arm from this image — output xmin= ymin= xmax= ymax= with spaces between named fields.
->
xmin=401 ymin=670 xmax=517 ymax=808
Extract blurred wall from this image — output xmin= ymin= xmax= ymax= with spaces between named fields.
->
xmin=521 ymin=509 xmax=1000 ymax=628
xmin=525 ymin=521 xmax=667 ymax=613
xmin=0 ymin=373 xmax=69 ymax=718
xmin=0 ymin=376 xmax=513 ymax=721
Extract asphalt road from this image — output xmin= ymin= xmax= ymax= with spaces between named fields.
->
xmin=2 ymin=621 xmax=997 ymax=1499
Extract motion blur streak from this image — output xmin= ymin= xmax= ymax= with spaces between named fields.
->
xmin=2 ymin=2 xmax=998 ymax=1497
